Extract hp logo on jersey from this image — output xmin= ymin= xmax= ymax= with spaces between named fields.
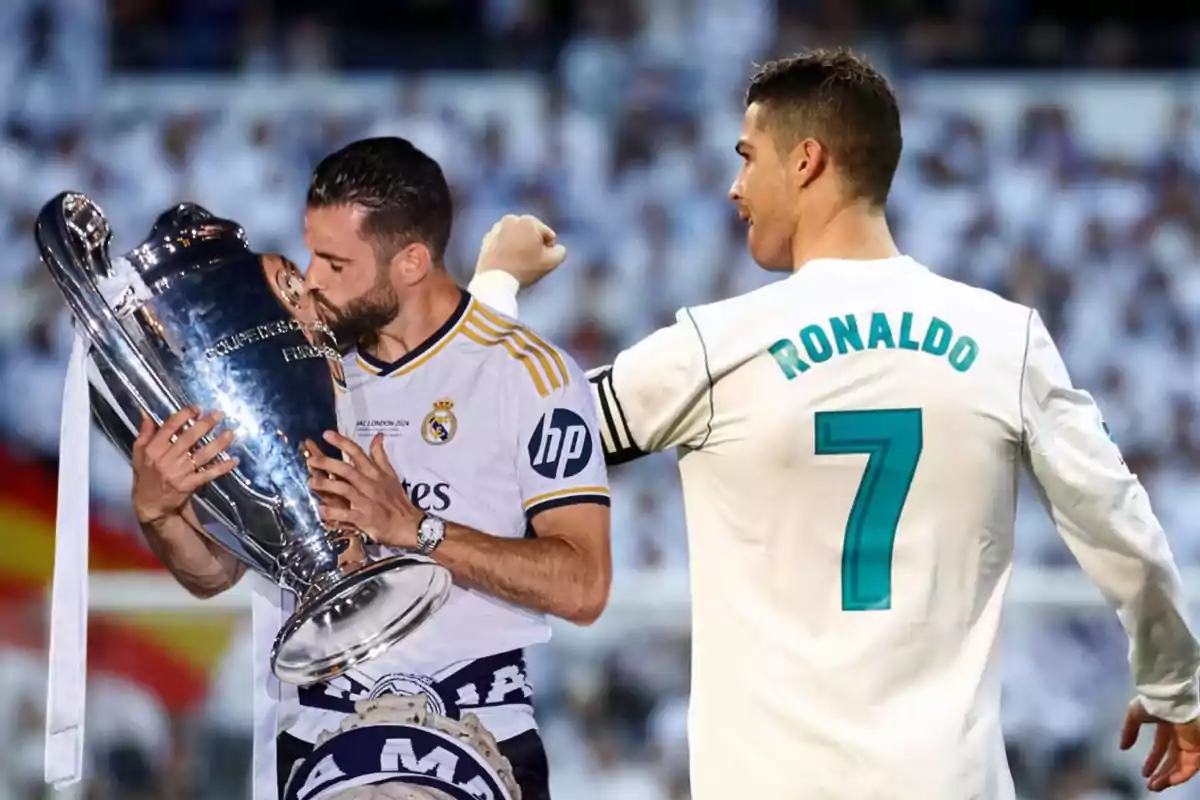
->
xmin=528 ymin=408 xmax=592 ymax=479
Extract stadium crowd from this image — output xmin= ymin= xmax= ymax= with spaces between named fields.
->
xmin=3 ymin=1 xmax=1200 ymax=798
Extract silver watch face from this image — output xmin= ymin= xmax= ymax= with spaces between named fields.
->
xmin=418 ymin=515 xmax=445 ymax=550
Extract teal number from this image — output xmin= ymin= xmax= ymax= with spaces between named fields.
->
xmin=814 ymin=409 xmax=923 ymax=611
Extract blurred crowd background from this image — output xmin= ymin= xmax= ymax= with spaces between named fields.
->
xmin=3 ymin=0 xmax=1200 ymax=799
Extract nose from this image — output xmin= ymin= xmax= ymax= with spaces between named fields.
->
xmin=728 ymin=179 xmax=741 ymax=203
xmin=303 ymin=259 xmax=324 ymax=293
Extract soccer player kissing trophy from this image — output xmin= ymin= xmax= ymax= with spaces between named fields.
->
xmin=33 ymin=192 xmax=458 ymax=791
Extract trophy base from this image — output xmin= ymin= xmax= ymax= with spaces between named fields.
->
xmin=270 ymin=555 xmax=452 ymax=685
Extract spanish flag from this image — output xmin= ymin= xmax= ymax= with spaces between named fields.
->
xmin=0 ymin=446 xmax=239 ymax=712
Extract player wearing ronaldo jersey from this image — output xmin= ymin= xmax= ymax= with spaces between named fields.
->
xmin=469 ymin=49 xmax=1200 ymax=799
xmin=127 ymin=137 xmax=610 ymax=800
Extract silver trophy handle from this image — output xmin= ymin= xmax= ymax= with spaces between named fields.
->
xmin=34 ymin=192 xmax=184 ymax=427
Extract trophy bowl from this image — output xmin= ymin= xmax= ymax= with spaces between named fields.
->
xmin=34 ymin=191 xmax=452 ymax=685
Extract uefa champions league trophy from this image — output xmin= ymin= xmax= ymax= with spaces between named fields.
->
xmin=34 ymin=192 xmax=452 ymax=685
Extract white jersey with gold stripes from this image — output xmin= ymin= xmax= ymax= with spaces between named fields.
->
xmin=255 ymin=290 xmax=609 ymax=772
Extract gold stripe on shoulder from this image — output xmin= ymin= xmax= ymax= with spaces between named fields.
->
xmin=465 ymin=311 xmax=559 ymax=394
xmin=468 ymin=306 xmax=569 ymax=391
xmin=472 ymin=304 xmax=570 ymax=388
xmin=476 ymin=303 xmax=571 ymax=389
xmin=460 ymin=319 xmax=550 ymax=397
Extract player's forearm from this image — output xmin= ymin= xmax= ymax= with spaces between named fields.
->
xmin=137 ymin=504 xmax=245 ymax=598
xmin=1047 ymin=474 xmax=1200 ymax=720
xmin=1080 ymin=523 xmax=1200 ymax=721
xmin=1120 ymin=560 xmax=1200 ymax=722
xmin=431 ymin=523 xmax=609 ymax=625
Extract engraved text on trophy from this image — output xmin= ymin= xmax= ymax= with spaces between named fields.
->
xmin=205 ymin=319 xmax=339 ymax=361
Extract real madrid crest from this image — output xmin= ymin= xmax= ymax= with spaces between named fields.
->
xmin=421 ymin=398 xmax=457 ymax=445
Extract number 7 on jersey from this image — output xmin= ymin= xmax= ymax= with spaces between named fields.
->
xmin=814 ymin=409 xmax=923 ymax=612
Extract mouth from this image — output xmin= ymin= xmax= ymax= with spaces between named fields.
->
xmin=312 ymin=298 xmax=336 ymax=322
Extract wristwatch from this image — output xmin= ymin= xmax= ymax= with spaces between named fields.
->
xmin=415 ymin=513 xmax=447 ymax=556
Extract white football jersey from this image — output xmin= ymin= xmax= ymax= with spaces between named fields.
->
xmin=481 ymin=256 xmax=1200 ymax=800
xmin=249 ymin=291 xmax=608 ymax=798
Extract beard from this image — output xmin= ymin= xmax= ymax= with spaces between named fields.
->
xmin=313 ymin=280 xmax=399 ymax=355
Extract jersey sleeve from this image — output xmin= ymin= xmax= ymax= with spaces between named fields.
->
xmin=516 ymin=348 xmax=611 ymax=521
xmin=587 ymin=310 xmax=714 ymax=464
xmin=1020 ymin=309 xmax=1200 ymax=722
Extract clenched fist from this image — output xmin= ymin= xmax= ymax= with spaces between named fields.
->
xmin=475 ymin=214 xmax=567 ymax=288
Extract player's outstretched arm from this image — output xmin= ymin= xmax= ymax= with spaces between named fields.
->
xmin=1020 ymin=311 xmax=1200 ymax=731
xmin=131 ymin=408 xmax=246 ymax=598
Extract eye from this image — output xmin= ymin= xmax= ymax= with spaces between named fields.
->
xmin=329 ymin=262 xmax=344 ymax=274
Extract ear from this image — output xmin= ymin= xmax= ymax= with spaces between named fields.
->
xmin=792 ymin=138 xmax=827 ymax=190
xmin=391 ymin=242 xmax=434 ymax=287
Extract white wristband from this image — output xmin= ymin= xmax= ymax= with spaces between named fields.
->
xmin=467 ymin=271 xmax=520 ymax=318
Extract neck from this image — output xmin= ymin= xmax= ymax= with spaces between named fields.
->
xmin=791 ymin=201 xmax=900 ymax=271
xmin=364 ymin=272 xmax=462 ymax=363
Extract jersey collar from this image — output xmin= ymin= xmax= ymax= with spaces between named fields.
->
xmin=792 ymin=255 xmax=923 ymax=280
xmin=355 ymin=289 xmax=471 ymax=377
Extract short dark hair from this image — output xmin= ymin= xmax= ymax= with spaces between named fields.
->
xmin=307 ymin=137 xmax=453 ymax=263
xmin=746 ymin=48 xmax=902 ymax=208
